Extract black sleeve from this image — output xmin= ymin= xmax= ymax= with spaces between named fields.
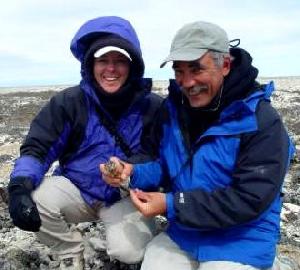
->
xmin=172 ymin=101 xmax=290 ymax=231
xmin=20 ymin=86 xmax=86 ymax=164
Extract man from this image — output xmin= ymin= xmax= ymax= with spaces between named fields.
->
xmin=8 ymin=16 xmax=161 ymax=270
xmin=101 ymin=21 xmax=294 ymax=270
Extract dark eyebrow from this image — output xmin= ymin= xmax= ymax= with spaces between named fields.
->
xmin=188 ymin=60 xmax=203 ymax=69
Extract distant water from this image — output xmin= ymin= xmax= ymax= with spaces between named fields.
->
xmin=1 ymin=77 xmax=299 ymax=94
xmin=0 ymin=85 xmax=72 ymax=94
xmin=0 ymin=81 xmax=169 ymax=94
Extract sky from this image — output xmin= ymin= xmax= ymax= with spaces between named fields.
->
xmin=0 ymin=0 xmax=299 ymax=87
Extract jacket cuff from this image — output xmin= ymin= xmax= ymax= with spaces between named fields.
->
xmin=130 ymin=166 xmax=138 ymax=188
xmin=166 ymin=192 xmax=176 ymax=220
xmin=10 ymin=155 xmax=45 ymax=188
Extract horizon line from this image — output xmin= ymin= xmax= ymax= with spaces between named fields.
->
xmin=1 ymin=75 xmax=300 ymax=88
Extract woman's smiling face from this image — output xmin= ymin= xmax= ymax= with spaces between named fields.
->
xmin=93 ymin=51 xmax=130 ymax=93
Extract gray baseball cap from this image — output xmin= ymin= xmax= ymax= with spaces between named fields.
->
xmin=160 ymin=21 xmax=229 ymax=68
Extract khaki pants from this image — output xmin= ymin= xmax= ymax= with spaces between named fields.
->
xmin=141 ymin=232 xmax=283 ymax=270
xmin=32 ymin=176 xmax=155 ymax=263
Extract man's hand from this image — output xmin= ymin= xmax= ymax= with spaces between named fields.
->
xmin=130 ymin=189 xmax=166 ymax=217
xmin=99 ymin=156 xmax=133 ymax=188
xmin=8 ymin=177 xmax=41 ymax=232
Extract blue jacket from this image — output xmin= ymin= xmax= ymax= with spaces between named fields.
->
xmin=10 ymin=16 xmax=162 ymax=206
xmin=132 ymin=79 xmax=294 ymax=268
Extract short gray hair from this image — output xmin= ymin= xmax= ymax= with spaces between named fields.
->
xmin=208 ymin=50 xmax=231 ymax=67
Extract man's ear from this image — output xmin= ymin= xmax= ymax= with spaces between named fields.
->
xmin=222 ymin=56 xmax=231 ymax=76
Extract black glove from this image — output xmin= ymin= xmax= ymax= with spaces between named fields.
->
xmin=8 ymin=177 xmax=41 ymax=232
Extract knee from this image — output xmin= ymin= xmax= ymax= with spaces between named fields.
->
xmin=107 ymin=243 xmax=145 ymax=264
xmin=32 ymin=178 xmax=67 ymax=210
xmin=32 ymin=184 xmax=64 ymax=217
xmin=33 ymin=186 xmax=54 ymax=209
xmin=105 ymin=225 xmax=153 ymax=264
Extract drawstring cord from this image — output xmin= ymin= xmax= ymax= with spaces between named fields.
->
xmin=229 ymin=39 xmax=240 ymax=48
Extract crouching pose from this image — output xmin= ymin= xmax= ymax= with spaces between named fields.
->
xmin=101 ymin=21 xmax=295 ymax=270
xmin=8 ymin=16 xmax=161 ymax=270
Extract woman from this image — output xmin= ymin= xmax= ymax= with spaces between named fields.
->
xmin=8 ymin=16 xmax=161 ymax=270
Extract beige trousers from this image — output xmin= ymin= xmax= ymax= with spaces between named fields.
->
xmin=32 ymin=176 xmax=155 ymax=263
xmin=141 ymin=232 xmax=284 ymax=270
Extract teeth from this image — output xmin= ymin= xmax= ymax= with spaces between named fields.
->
xmin=105 ymin=77 xmax=117 ymax=81
xmin=188 ymin=86 xmax=207 ymax=96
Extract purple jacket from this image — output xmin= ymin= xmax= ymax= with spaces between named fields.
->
xmin=11 ymin=16 xmax=162 ymax=206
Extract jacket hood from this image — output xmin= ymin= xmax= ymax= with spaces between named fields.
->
xmin=69 ymin=16 xmax=147 ymax=111
xmin=221 ymin=47 xmax=259 ymax=109
xmin=166 ymin=48 xmax=260 ymax=143
xmin=70 ymin=16 xmax=145 ymax=101
xmin=70 ymin=16 xmax=142 ymax=63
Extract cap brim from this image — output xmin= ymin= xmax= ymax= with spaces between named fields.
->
xmin=160 ymin=48 xmax=208 ymax=68
xmin=94 ymin=46 xmax=132 ymax=61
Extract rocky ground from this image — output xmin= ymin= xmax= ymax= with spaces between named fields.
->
xmin=0 ymin=78 xmax=300 ymax=269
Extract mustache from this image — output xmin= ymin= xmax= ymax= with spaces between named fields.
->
xmin=181 ymin=85 xmax=207 ymax=94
